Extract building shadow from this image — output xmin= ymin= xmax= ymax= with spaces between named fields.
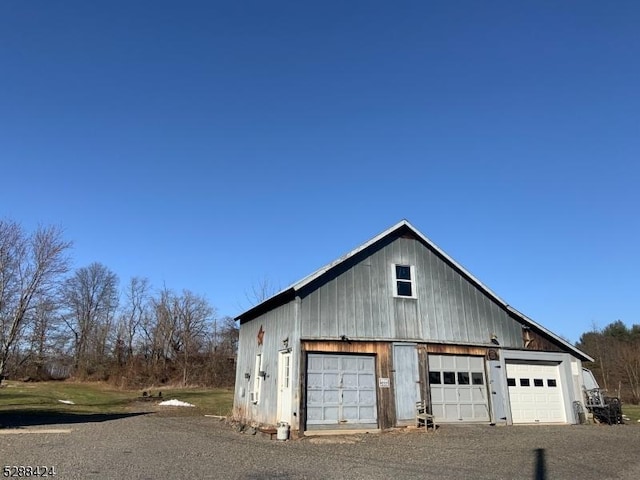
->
xmin=0 ymin=410 xmax=151 ymax=428
xmin=534 ymin=448 xmax=546 ymax=480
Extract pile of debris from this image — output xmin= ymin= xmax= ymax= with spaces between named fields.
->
xmin=137 ymin=391 xmax=163 ymax=402
xmin=582 ymin=369 xmax=625 ymax=425
xmin=584 ymin=388 xmax=624 ymax=425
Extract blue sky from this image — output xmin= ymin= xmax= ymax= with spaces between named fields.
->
xmin=1 ymin=1 xmax=638 ymax=343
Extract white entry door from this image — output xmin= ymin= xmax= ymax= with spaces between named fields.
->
xmin=277 ymin=351 xmax=292 ymax=424
xmin=506 ymin=362 xmax=566 ymax=424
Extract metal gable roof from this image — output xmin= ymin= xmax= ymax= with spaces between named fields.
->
xmin=236 ymin=219 xmax=593 ymax=362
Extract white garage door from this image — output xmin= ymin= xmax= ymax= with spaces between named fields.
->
xmin=428 ymin=355 xmax=490 ymax=422
xmin=506 ymin=363 xmax=566 ymax=424
xmin=306 ymin=354 xmax=377 ymax=428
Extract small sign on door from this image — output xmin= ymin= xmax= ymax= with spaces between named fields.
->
xmin=378 ymin=377 xmax=390 ymax=388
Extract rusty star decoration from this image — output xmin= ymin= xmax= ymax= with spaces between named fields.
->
xmin=257 ymin=325 xmax=265 ymax=345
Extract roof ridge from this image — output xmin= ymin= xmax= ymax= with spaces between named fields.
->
xmin=235 ymin=219 xmax=592 ymax=362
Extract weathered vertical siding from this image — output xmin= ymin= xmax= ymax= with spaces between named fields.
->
xmin=299 ymin=234 xmax=523 ymax=347
xmin=233 ymin=301 xmax=298 ymax=427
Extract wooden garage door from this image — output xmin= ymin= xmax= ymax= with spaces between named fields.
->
xmin=506 ymin=363 xmax=566 ymax=424
xmin=306 ymin=354 xmax=377 ymax=428
xmin=428 ymin=354 xmax=490 ymax=422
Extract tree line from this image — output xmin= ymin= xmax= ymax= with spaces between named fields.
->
xmin=0 ymin=219 xmax=237 ymax=388
xmin=577 ymin=320 xmax=640 ymax=404
xmin=4 ymin=219 xmax=638 ymax=401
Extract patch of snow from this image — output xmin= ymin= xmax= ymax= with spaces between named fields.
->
xmin=58 ymin=399 xmax=75 ymax=405
xmin=158 ymin=399 xmax=195 ymax=407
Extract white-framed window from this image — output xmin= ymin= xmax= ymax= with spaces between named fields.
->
xmin=280 ymin=352 xmax=290 ymax=390
xmin=251 ymin=353 xmax=263 ymax=404
xmin=393 ymin=264 xmax=416 ymax=298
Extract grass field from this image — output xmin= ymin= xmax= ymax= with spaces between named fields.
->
xmin=622 ymin=403 xmax=640 ymax=424
xmin=0 ymin=381 xmax=234 ymax=417
xmin=2 ymin=380 xmax=638 ymax=426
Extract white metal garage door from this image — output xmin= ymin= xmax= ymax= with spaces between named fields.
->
xmin=428 ymin=355 xmax=490 ymax=422
xmin=306 ymin=354 xmax=377 ymax=428
xmin=506 ymin=363 xmax=566 ymax=424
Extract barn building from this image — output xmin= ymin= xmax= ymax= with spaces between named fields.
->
xmin=232 ymin=220 xmax=593 ymax=434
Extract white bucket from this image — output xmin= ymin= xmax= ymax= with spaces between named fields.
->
xmin=276 ymin=422 xmax=290 ymax=441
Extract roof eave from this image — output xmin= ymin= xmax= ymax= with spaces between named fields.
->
xmin=235 ymin=288 xmax=295 ymax=323
xmin=506 ymin=306 xmax=594 ymax=362
xmin=234 ymin=220 xmax=414 ymax=321
xmin=235 ymin=219 xmax=593 ymax=362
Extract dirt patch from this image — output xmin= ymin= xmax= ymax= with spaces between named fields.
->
xmin=305 ymin=436 xmax=362 ymax=444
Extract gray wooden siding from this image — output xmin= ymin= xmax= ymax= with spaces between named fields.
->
xmin=233 ymin=301 xmax=299 ymax=426
xmin=300 ymin=236 xmax=523 ymax=347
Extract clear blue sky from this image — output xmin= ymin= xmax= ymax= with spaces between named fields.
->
xmin=1 ymin=1 xmax=638 ymax=343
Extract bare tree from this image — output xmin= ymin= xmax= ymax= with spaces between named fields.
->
xmin=240 ymin=275 xmax=280 ymax=311
xmin=62 ymin=262 xmax=119 ymax=376
xmin=139 ymin=287 xmax=215 ymax=385
xmin=578 ymin=326 xmax=612 ymax=392
xmin=173 ymin=290 xmax=214 ymax=385
xmin=23 ymin=295 xmax=61 ymax=379
xmin=120 ymin=277 xmax=150 ymax=362
xmin=145 ymin=286 xmax=178 ymax=372
xmin=1 ymin=220 xmax=232 ymax=388
xmin=205 ymin=315 xmax=238 ymax=387
xmin=618 ymin=340 xmax=640 ymax=402
xmin=214 ymin=316 xmax=238 ymax=356
xmin=0 ymin=220 xmax=71 ymax=383
xmin=578 ymin=320 xmax=640 ymax=404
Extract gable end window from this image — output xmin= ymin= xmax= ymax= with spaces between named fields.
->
xmin=393 ymin=264 xmax=416 ymax=298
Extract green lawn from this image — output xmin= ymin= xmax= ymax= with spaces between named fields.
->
xmin=5 ymin=381 xmax=635 ymax=426
xmin=0 ymin=381 xmax=234 ymax=417
xmin=623 ymin=403 xmax=640 ymax=424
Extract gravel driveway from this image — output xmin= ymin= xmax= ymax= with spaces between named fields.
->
xmin=2 ymin=412 xmax=639 ymax=480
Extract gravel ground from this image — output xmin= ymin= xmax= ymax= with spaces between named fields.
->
xmin=2 ymin=412 xmax=639 ymax=480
